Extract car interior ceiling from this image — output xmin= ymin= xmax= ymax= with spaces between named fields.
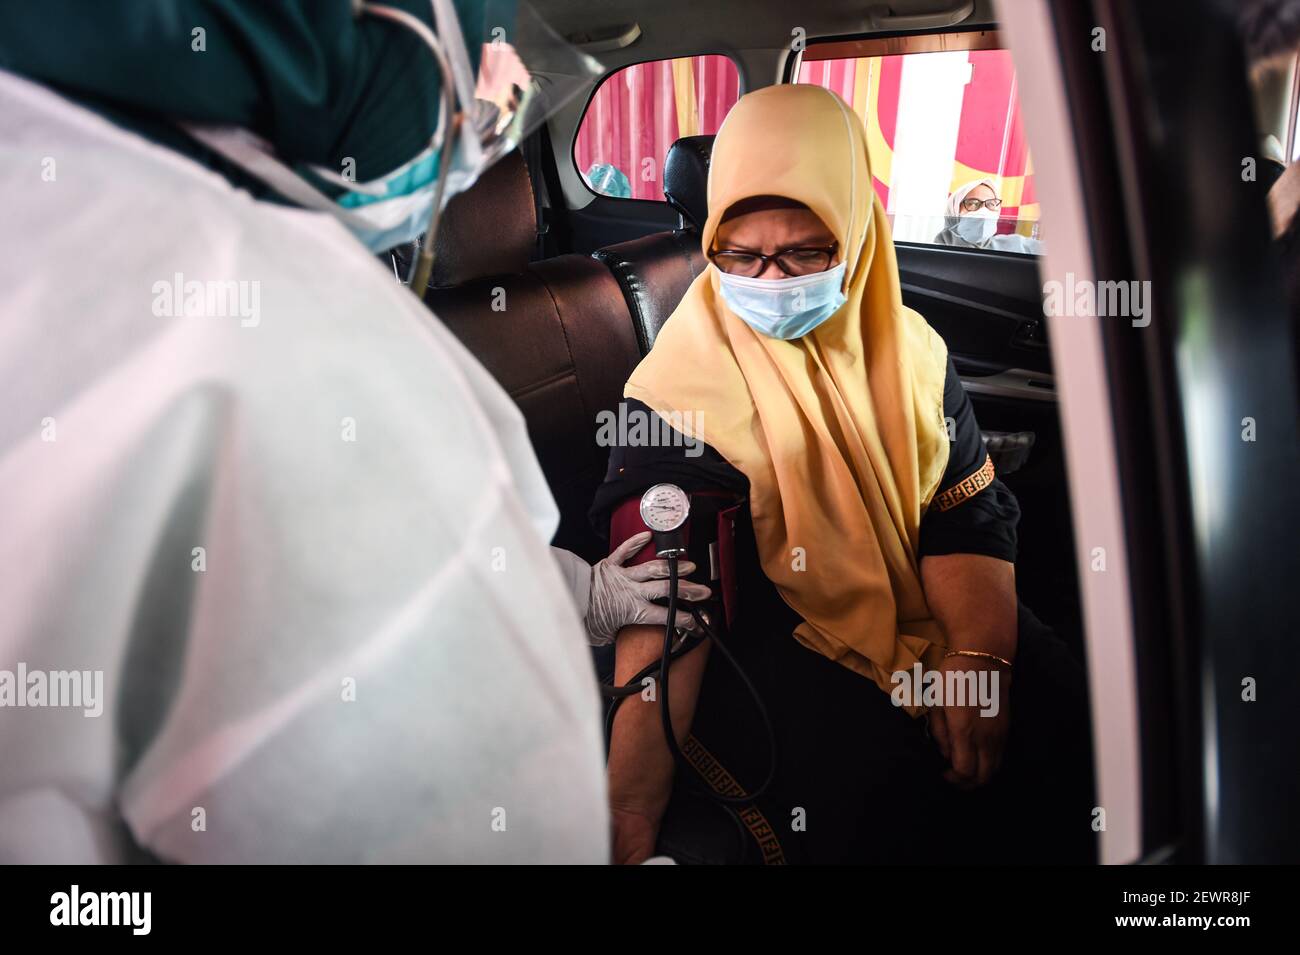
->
xmin=412 ymin=1 xmax=1084 ymax=657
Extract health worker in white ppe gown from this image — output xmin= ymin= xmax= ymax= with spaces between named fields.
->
xmin=0 ymin=0 xmax=702 ymax=864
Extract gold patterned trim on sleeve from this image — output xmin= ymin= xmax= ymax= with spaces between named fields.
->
xmin=681 ymin=735 xmax=787 ymax=865
xmin=931 ymin=453 xmax=996 ymax=513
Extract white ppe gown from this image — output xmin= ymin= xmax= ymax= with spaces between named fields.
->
xmin=0 ymin=70 xmax=609 ymax=863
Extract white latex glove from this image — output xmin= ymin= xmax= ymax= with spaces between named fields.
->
xmin=572 ymin=531 xmax=712 ymax=646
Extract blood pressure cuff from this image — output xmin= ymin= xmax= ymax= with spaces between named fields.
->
xmin=608 ymin=491 xmax=742 ymax=630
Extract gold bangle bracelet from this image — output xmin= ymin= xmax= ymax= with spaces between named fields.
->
xmin=943 ymin=648 xmax=1013 ymax=669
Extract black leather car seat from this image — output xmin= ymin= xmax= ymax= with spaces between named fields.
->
xmin=593 ymin=135 xmax=715 ymax=354
xmin=420 ymin=151 xmax=643 ymax=561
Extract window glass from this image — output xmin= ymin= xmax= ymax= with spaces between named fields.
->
xmin=798 ymin=48 xmax=1044 ymax=254
xmin=575 ymin=54 xmax=740 ymax=201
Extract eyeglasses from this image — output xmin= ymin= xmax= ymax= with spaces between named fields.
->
xmin=707 ymin=243 xmax=839 ymax=278
xmin=959 ymin=197 xmax=1003 ymax=213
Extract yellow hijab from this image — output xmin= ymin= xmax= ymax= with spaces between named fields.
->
xmin=625 ymin=84 xmax=952 ymax=700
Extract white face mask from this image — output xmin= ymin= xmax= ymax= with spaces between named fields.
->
xmin=182 ymin=121 xmax=482 ymax=256
xmin=716 ymin=262 xmax=848 ymax=340
xmin=954 ymin=209 xmax=998 ymax=246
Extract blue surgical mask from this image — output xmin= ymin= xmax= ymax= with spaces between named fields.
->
xmin=953 ymin=211 xmax=998 ymax=246
xmin=303 ymin=133 xmax=487 ymax=253
xmin=716 ymin=262 xmax=848 ymax=340
xmin=182 ymin=124 xmax=456 ymax=253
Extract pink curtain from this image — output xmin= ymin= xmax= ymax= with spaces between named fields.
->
xmin=575 ymin=55 xmax=740 ymax=200
xmin=800 ymin=51 xmax=1037 ymax=232
xmin=797 ymin=58 xmax=858 ymax=105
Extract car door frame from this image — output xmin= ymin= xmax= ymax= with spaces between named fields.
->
xmin=1006 ymin=0 xmax=1300 ymax=864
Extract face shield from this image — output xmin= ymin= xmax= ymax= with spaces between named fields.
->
xmin=360 ymin=0 xmax=602 ymax=287
xmin=185 ymin=0 xmax=601 ymax=291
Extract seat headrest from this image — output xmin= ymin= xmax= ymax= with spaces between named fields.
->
xmin=428 ymin=149 xmax=537 ymax=287
xmin=663 ymin=135 xmax=715 ymax=232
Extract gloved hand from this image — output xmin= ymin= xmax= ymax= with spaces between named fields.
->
xmin=584 ymin=531 xmax=713 ymax=646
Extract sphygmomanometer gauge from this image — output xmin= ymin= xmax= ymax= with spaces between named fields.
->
xmin=639 ymin=483 xmax=690 ymax=534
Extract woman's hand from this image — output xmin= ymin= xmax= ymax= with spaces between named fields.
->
xmin=610 ymin=806 xmax=663 ymax=865
xmin=918 ymin=552 xmax=1017 ymax=788
xmin=927 ymin=655 xmax=1011 ymax=788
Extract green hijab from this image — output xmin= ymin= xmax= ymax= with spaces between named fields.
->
xmin=0 ymin=0 xmax=489 ymax=189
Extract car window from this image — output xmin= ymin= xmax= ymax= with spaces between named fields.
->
xmin=575 ymin=54 xmax=740 ymax=201
xmin=797 ymin=39 xmax=1044 ymax=255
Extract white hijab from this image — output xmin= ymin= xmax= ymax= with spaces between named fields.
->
xmin=946 ymin=177 xmax=1000 ymax=217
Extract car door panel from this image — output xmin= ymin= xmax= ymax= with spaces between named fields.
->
xmin=569 ymin=195 xmax=683 ymax=254
xmin=896 ymin=242 xmax=1052 ymax=383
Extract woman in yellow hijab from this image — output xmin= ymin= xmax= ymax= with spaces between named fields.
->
xmin=591 ymin=84 xmax=1092 ymax=865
